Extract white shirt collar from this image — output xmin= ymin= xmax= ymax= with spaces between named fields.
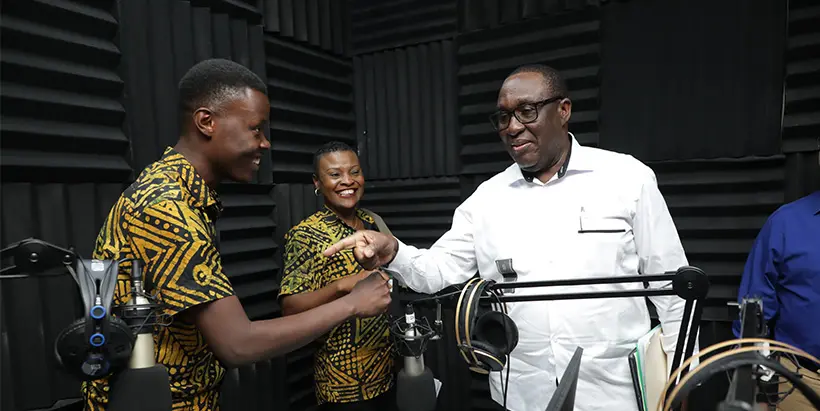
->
xmin=499 ymin=132 xmax=594 ymax=186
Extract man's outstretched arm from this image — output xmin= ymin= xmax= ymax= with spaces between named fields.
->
xmin=188 ymin=271 xmax=390 ymax=368
xmin=323 ymin=196 xmax=481 ymax=294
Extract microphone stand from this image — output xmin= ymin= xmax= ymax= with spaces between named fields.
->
xmin=717 ymin=298 xmax=762 ymax=411
xmin=108 ymin=259 xmax=173 ymax=411
xmin=390 ymin=304 xmax=439 ymax=411
xmin=485 ymin=266 xmax=709 ymax=410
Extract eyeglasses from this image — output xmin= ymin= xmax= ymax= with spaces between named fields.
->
xmin=488 ymin=96 xmax=565 ymax=131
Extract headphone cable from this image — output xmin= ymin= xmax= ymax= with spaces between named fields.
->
xmin=503 ymin=353 xmax=510 ymax=410
xmin=491 ymin=289 xmax=511 ymax=410
xmin=409 ymin=286 xmax=465 ymax=305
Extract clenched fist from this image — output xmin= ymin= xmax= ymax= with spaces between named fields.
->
xmin=323 ymin=230 xmax=399 ymax=270
xmin=343 ymin=270 xmax=391 ymax=318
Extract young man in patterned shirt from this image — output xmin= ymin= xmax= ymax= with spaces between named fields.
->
xmin=83 ymin=59 xmax=392 ymax=410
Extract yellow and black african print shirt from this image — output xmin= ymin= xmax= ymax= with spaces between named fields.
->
xmin=279 ymin=207 xmax=395 ymax=404
xmin=83 ymin=147 xmax=235 ymax=411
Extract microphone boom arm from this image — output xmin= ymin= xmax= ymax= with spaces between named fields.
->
xmin=485 ymin=266 xmax=709 ymax=409
xmin=0 ymin=237 xmax=79 ymax=281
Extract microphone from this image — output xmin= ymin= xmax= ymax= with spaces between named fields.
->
xmin=107 ymin=260 xmax=172 ymax=411
xmin=392 ymin=304 xmax=437 ymax=411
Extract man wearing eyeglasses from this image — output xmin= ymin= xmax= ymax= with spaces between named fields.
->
xmin=324 ymin=64 xmax=696 ymax=411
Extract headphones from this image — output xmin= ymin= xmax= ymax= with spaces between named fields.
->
xmin=54 ymin=258 xmax=135 ymax=381
xmin=455 ymin=277 xmax=519 ymax=374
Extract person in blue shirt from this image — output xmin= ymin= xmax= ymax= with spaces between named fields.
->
xmin=733 ymin=189 xmax=820 ymax=411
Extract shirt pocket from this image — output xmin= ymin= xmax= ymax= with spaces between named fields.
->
xmin=573 ymin=212 xmax=632 ymax=278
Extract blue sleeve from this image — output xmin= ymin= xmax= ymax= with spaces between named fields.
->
xmin=732 ymin=215 xmax=782 ymax=338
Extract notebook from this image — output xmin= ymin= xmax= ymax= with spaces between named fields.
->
xmin=628 ymin=325 xmax=667 ymax=411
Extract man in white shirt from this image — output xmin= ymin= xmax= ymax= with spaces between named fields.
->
xmin=324 ymin=64 xmax=697 ymax=411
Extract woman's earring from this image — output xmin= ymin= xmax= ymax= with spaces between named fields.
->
xmin=314 ymin=188 xmax=319 ymax=196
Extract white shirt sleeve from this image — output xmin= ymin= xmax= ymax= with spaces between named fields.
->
xmin=384 ymin=193 xmax=479 ymax=294
xmin=633 ymin=166 xmax=700 ymax=373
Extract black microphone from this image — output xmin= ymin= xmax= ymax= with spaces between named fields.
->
xmin=393 ymin=304 xmax=437 ymax=411
xmin=108 ymin=260 xmax=172 ymax=411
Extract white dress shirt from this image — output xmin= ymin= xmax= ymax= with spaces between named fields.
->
xmin=386 ymin=134 xmax=699 ymax=411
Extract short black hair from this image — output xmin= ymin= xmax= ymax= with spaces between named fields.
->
xmin=178 ymin=58 xmax=268 ymax=128
xmin=507 ymin=64 xmax=569 ymax=99
xmin=313 ymin=141 xmax=357 ymax=175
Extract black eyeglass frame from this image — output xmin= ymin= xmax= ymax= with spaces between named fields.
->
xmin=488 ymin=96 xmax=566 ymax=131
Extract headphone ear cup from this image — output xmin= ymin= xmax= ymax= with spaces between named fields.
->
xmin=475 ymin=311 xmax=519 ymax=355
xmin=54 ymin=317 xmax=135 ymax=381
xmin=501 ymin=312 xmax=518 ymax=353
xmin=470 ymin=340 xmax=506 ymax=372
xmin=106 ymin=317 xmax=136 ymax=372
xmin=55 ymin=318 xmax=102 ymax=380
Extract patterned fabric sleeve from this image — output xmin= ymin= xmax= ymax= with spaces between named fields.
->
xmin=279 ymin=226 xmax=321 ymax=297
xmin=126 ymin=199 xmax=235 ymax=317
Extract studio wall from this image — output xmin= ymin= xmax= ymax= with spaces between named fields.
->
xmin=782 ymin=0 xmax=820 ymax=200
xmin=258 ymin=0 xmax=351 ymax=56
xmin=598 ymin=0 xmax=787 ymax=161
xmin=354 ymin=41 xmax=460 ymax=180
xmin=351 ymin=0 xmax=457 ymax=55
xmin=1 ymin=0 xmax=818 ymax=411
xmin=1 ymin=1 xmax=130 ymax=410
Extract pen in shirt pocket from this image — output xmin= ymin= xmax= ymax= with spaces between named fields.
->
xmin=577 ymin=206 xmax=626 ymax=234
xmin=578 ymin=206 xmax=585 ymax=232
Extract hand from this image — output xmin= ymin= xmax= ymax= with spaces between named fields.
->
xmin=344 ymin=270 xmax=391 ymax=318
xmin=323 ymin=230 xmax=398 ymax=270
xmin=334 ymin=269 xmax=379 ymax=294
